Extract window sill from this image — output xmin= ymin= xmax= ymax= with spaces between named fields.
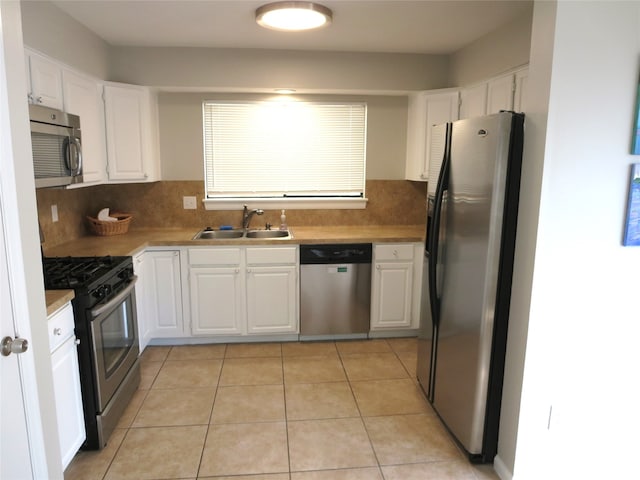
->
xmin=203 ymin=197 xmax=368 ymax=211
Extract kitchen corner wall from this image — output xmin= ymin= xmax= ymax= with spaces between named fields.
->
xmin=36 ymin=180 xmax=426 ymax=248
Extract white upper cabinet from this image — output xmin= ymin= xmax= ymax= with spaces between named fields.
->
xmin=514 ymin=67 xmax=529 ymax=113
xmin=103 ymin=83 xmax=160 ymax=183
xmin=405 ymin=89 xmax=459 ymax=182
xmin=459 ymin=83 xmax=488 ymax=120
xmin=25 ymin=50 xmax=63 ymax=110
xmin=62 ymin=70 xmax=107 ymax=185
xmin=486 ymin=73 xmax=515 ymax=114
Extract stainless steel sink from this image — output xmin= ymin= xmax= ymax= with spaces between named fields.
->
xmin=192 ymin=230 xmax=244 ymax=240
xmin=245 ymin=229 xmax=292 ymax=239
xmin=192 ymin=228 xmax=292 ymax=240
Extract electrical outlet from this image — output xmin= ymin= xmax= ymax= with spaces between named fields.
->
xmin=183 ymin=196 xmax=197 ymax=210
xmin=51 ymin=204 xmax=58 ymax=222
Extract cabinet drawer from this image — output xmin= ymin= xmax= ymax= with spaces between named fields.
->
xmin=375 ymin=244 xmax=415 ymax=261
xmin=189 ymin=248 xmax=241 ymax=266
xmin=47 ymin=302 xmax=75 ymax=352
xmin=246 ymin=247 xmax=297 ymax=265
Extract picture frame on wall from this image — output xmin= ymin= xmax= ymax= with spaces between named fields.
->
xmin=632 ymin=85 xmax=640 ymax=154
xmin=623 ymin=163 xmax=640 ymax=246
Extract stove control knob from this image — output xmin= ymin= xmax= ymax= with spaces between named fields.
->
xmin=118 ymin=269 xmax=133 ymax=280
xmin=93 ymin=285 xmax=110 ymax=299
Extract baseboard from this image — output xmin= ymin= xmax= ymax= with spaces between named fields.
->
xmin=493 ymin=454 xmax=513 ymax=480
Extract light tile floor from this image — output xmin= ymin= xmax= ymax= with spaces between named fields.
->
xmin=64 ymin=338 xmax=500 ymax=480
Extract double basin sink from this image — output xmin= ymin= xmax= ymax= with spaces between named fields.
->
xmin=193 ymin=228 xmax=292 ymax=240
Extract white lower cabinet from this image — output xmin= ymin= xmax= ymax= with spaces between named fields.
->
xmin=190 ymin=266 xmax=244 ymax=335
xmin=370 ymin=243 xmax=423 ymax=331
xmin=143 ymin=250 xmax=184 ymax=338
xmin=47 ymin=302 xmax=85 ymax=470
xmin=246 ymin=246 xmax=298 ymax=334
xmin=187 ymin=246 xmax=299 ymax=337
xmin=133 ymin=251 xmax=151 ymax=352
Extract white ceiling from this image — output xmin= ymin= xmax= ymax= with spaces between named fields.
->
xmin=51 ymin=0 xmax=532 ymax=55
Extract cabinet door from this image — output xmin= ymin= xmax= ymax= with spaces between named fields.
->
xmin=459 ymin=83 xmax=487 ymax=120
xmin=514 ymin=68 xmax=528 ymax=112
xmin=145 ymin=251 xmax=184 ymax=338
xmin=104 ymin=84 xmax=153 ymax=182
xmin=190 ymin=267 xmax=244 ymax=335
xmin=371 ymin=261 xmax=413 ymax=330
xmin=487 ymin=73 xmax=515 ymax=114
xmin=26 ymin=51 xmax=63 ymax=109
xmin=62 ymin=70 xmax=107 ymax=185
xmin=133 ymin=252 xmax=150 ymax=352
xmin=51 ymin=336 xmax=85 ymax=469
xmin=246 ymin=265 xmax=298 ymax=334
xmin=405 ymin=90 xmax=459 ymax=181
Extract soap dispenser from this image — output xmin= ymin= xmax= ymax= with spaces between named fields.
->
xmin=279 ymin=209 xmax=288 ymax=231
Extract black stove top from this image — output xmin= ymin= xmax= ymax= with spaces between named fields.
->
xmin=43 ymin=256 xmax=131 ymax=290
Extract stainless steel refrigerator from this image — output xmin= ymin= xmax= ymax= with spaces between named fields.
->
xmin=417 ymin=111 xmax=525 ymax=463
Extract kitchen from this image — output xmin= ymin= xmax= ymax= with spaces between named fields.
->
xmin=1 ymin=0 xmax=640 ymax=480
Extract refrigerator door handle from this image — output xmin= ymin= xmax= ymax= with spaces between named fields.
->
xmin=428 ymin=123 xmax=451 ymax=328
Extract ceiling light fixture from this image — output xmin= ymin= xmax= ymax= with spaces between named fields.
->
xmin=256 ymin=2 xmax=332 ymax=32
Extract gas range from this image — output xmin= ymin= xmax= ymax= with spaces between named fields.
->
xmin=43 ymin=256 xmax=134 ymax=308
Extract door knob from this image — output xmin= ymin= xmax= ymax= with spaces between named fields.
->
xmin=1 ymin=336 xmax=29 ymax=356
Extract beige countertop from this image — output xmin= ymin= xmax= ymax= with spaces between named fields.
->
xmin=45 ymin=290 xmax=75 ymax=316
xmin=43 ymin=225 xmax=425 ymax=258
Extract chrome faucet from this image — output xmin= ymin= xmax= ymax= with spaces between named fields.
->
xmin=242 ymin=205 xmax=264 ymax=231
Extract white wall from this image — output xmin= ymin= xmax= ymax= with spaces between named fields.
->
xmin=159 ymin=92 xmax=408 ymax=180
xmin=449 ymin=8 xmax=533 ymax=87
xmin=20 ymin=0 xmax=110 ymax=79
xmin=110 ymin=47 xmax=449 ymax=92
xmin=502 ymin=2 xmax=640 ymax=479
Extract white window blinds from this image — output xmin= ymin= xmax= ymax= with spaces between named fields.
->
xmin=203 ymin=101 xmax=367 ymax=199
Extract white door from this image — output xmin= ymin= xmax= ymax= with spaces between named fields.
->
xmin=0 ymin=208 xmax=33 ymax=479
xmin=1 ymin=2 xmax=60 ymax=477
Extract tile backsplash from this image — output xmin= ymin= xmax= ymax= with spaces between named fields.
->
xmin=37 ymin=180 xmax=426 ymax=248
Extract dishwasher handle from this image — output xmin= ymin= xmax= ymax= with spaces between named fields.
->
xmin=300 ymin=243 xmax=372 ymax=264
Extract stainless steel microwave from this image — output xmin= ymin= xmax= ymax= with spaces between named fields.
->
xmin=29 ymin=104 xmax=83 ymax=188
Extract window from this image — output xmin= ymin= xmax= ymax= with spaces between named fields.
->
xmin=202 ymin=100 xmax=367 ymax=209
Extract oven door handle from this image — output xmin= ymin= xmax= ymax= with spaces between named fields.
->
xmin=90 ymin=276 xmax=138 ymax=319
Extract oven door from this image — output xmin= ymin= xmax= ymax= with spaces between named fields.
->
xmin=90 ymin=276 xmax=139 ymax=411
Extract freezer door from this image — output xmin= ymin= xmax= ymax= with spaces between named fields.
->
xmin=431 ymin=112 xmax=516 ymax=456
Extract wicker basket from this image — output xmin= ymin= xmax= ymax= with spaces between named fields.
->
xmin=86 ymin=213 xmax=132 ymax=236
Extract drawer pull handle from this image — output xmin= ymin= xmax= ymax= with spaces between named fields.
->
xmin=53 ymin=328 xmax=62 ymax=336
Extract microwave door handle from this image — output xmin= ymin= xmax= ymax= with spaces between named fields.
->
xmin=90 ymin=276 xmax=138 ymax=319
xmin=72 ymin=137 xmax=82 ymax=175
xmin=63 ymin=137 xmax=72 ymax=172
xmin=66 ymin=137 xmax=82 ymax=175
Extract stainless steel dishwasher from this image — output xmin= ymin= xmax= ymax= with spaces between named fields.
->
xmin=299 ymin=243 xmax=372 ymax=339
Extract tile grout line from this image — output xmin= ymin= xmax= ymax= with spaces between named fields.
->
xmin=279 ymin=343 xmax=294 ymax=477
xmin=194 ymin=343 xmax=225 ymax=479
